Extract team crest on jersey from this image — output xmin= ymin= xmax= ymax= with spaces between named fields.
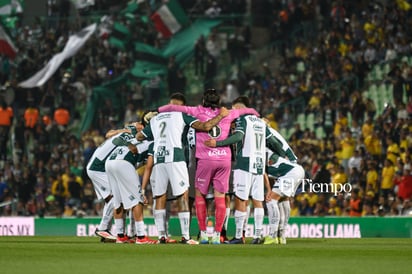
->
xmin=208 ymin=125 xmax=221 ymax=138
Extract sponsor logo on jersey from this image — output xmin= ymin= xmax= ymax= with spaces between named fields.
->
xmin=208 ymin=149 xmax=227 ymax=157
xmin=253 ymin=124 xmax=263 ymax=131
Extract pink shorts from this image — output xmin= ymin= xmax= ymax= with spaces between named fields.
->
xmin=195 ymin=159 xmax=231 ymax=195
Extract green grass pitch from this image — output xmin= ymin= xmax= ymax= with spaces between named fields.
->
xmin=0 ymin=237 xmax=411 ymax=274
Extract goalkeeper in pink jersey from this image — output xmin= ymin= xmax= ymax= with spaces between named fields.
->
xmin=158 ymin=89 xmax=259 ymax=244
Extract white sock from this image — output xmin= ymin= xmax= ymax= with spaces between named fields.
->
xmin=279 ymin=201 xmax=291 ymax=238
xmin=266 ymin=200 xmax=280 ymax=238
xmin=154 ymin=209 xmax=167 ymax=238
xmin=234 ymin=210 xmax=247 ymax=239
xmin=98 ymin=199 xmax=114 ymax=231
xmin=114 ymin=218 xmax=124 ymax=236
xmin=135 ymin=220 xmax=145 ymax=237
xmin=254 ymin=207 xmax=264 ymax=238
xmin=178 ymin=211 xmax=191 ymax=239
xmin=242 ymin=205 xmax=250 ymax=235
xmin=278 ymin=201 xmax=285 ymax=237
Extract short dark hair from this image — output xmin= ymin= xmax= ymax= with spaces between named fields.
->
xmin=202 ymin=88 xmax=220 ymax=109
xmin=170 ymin=92 xmax=186 ymax=105
xmin=232 ymin=96 xmax=250 ymax=108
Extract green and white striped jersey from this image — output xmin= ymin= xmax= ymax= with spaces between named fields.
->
xmin=267 ymin=127 xmax=298 ymax=162
xmin=267 ymin=156 xmax=295 ymax=177
xmin=87 ymin=131 xmax=137 ymax=172
xmin=107 ymin=136 xmax=152 ymax=166
xmin=141 ymin=112 xmax=198 ymax=165
xmin=233 ymin=115 xmax=272 ymax=175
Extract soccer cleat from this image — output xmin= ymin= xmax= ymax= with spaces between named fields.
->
xmin=279 ymin=237 xmax=287 ymax=245
xmin=95 ymin=229 xmax=116 ymax=240
xmin=199 ymin=235 xmax=209 ymax=244
xmin=224 ymin=237 xmax=243 ymax=244
xmin=180 ymin=237 xmax=199 ymax=245
xmin=263 ymin=236 xmax=279 ymax=245
xmin=251 ymin=237 xmax=263 ymax=244
xmin=199 ymin=231 xmax=209 ymax=244
xmin=157 ymin=236 xmax=167 ymax=244
xmin=136 ymin=236 xmax=158 ymax=244
xmin=220 ymin=235 xmax=229 ymax=243
xmin=211 ymin=233 xmax=221 ymax=245
xmin=127 ymin=235 xmax=137 ymax=243
xmin=116 ymin=235 xmax=130 ymax=244
xmin=220 ymin=228 xmax=228 ymax=243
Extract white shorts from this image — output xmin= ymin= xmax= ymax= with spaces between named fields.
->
xmin=86 ymin=169 xmax=111 ymax=200
xmin=151 ymin=161 xmax=189 ymax=197
xmin=272 ymin=164 xmax=305 ymax=197
xmin=105 ymin=160 xmax=143 ymax=210
xmin=233 ymin=169 xmax=264 ymax=201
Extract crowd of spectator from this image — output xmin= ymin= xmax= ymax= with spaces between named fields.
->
xmin=233 ymin=0 xmax=412 ymax=217
xmin=1 ymin=0 xmax=412 ymax=219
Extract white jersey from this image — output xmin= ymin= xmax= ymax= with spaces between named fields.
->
xmin=87 ymin=132 xmax=136 ymax=172
xmin=142 ymin=112 xmax=198 ymax=165
xmin=267 ymin=127 xmax=298 ymax=162
xmin=233 ymin=115 xmax=271 ymax=175
xmin=107 ymin=138 xmax=151 ymax=166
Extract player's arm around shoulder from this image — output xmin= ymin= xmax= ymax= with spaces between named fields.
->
xmin=266 ymin=135 xmax=286 ymax=158
xmin=204 ymin=131 xmax=243 ymax=148
xmin=191 ymin=107 xmax=229 ymax=132
xmin=105 ymin=128 xmax=130 ymax=139
xmin=229 ymin=107 xmax=260 ymax=120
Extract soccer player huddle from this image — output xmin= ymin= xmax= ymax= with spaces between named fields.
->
xmin=86 ymin=89 xmax=305 ymax=245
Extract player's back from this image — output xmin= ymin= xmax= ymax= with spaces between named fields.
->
xmin=235 ymin=115 xmax=266 ymax=174
xmin=149 ymin=112 xmax=191 ymax=164
xmin=268 ymin=127 xmax=298 ymax=162
xmin=194 ymin=106 xmax=234 ymax=161
xmin=87 ymin=132 xmax=126 ymax=171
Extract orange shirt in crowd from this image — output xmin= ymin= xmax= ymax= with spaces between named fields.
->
xmin=54 ymin=108 xmax=70 ymax=126
xmin=349 ymin=197 xmax=362 ymax=217
xmin=0 ymin=106 xmax=13 ymax=126
xmin=24 ymin=107 xmax=39 ymax=128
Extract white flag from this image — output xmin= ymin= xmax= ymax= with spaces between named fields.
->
xmin=0 ymin=0 xmax=23 ymax=15
xmin=19 ymin=23 xmax=96 ymax=88
xmin=71 ymin=0 xmax=95 ymax=9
